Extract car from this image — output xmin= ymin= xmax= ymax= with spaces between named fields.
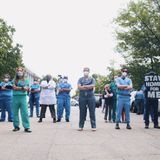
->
xmin=130 ymin=91 xmax=137 ymax=113
xmin=71 ymin=98 xmax=79 ymax=106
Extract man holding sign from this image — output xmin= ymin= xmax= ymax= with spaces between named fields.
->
xmin=144 ymin=71 xmax=160 ymax=129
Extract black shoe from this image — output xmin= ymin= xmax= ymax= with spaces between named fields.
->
xmin=56 ymin=119 xmax=61 ymax=122
xmin=29 ymin=115 xmax=33 ymax=118
xmin=38 ymin=118 xmax=42 ymax=123
xmin=53 ymin=118 xmax=56 ymax=123
xmin=8 ymin=120 xmax=13 ymax=122
xmin=66 ymin=119 xmax=70 ymax=122
xmin=115 ymin=124 xmax=120 ymax=129
xmin=145 ymin=125 xmax=149 ymax=129
xmin=13 ymin=127 xmax=20 ymax=132
xmin=0 ymin=119 xmax=5 ymax=122
xmin=154 ymin=125 xmax=160 ymax=129
xmin=24 ymin=128 xmax=32 ymax=133
xmin=126 ymin=124 xmax=132 ymax=130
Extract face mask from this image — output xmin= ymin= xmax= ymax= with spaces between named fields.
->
xmin=34 ymin=81 xmax=38 ymax=84
xmin=63 ymin=79 xmax=68 ymax=83
xmin=122 ymin=72 xmax=127 ymax=77
xmin=4 ymin=78 xmax=9 ymax=82
xmin=84 ymin=71 xmax=89 ymax=76
xmin=17 ymin=72 xmax=23 ymax=77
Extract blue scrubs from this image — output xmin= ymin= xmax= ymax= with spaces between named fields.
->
xmin=116 ymin=77 xmax=132 ymax=124
xmin=57 ymin=82 xmax=72 ymax=120
xmin=0 ymin=81 xmax=13 ymax=122
xmin=29 ymin=84 xmax=40 ymax=117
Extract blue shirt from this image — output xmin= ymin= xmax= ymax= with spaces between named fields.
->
xmin=135 ymin=91 xmax=144 ymax=100
xmin=30 ymin=83 xmax=40 ymax=97
xmin=57 ymin=82 xmax=72 ymax=96
xmin=116 ymin=77 xmax=132 ymax=99
xmin=78 ymin=77 xmax=96 ymax=97
xmin=0 ymin=81 xmax=13 ymax=97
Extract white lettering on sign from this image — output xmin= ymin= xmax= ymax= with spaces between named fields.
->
xmin=156 ymin=92 xmax=160 ymax=98
xmin=145 ymin=82 xmax=160 ymax=87
xmin=145 ymin=75 xmax=160 ymax=82
xmin=150 ymin=87 xmax=159 ymax=91
xmin=148 ymin=92 xmax=155 ymax=98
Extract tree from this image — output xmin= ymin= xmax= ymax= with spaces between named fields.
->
xmin=114 ymin=0 xmax=160 ymax=89
xmin=0 ymin=18 xmax=23 ymax=80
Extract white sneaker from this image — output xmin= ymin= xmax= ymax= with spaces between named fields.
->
xmin=78 ymin=128 xmax=83 ymax=131
xmin=92 ymin=128 xmax=96 ymax=131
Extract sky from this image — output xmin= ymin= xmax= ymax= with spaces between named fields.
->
xmin=0 ymin=0 xmax=131 ymax=94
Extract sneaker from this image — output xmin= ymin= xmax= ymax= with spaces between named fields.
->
xmin=53 ymin=118 xmax=56 ymax=123
xmin=8 ymin=120 xmax=13 ymax=122
xmin=0 ymin=119 xmax=5 ymax=122
xmin=126 ymin=124 xmax=132 ymax=130
xmin=24 ymin=128 xmax=32 ymax=133
xmin=78 ymin=128 xmax=83 ymax=131
xmin=145 ymin=125 xmax=149 ymax=129
xmin=115 ymin=124 xmax=120 ymax=129
xmin=56 ymin=119 xmax=61 ymax=122
xmin=92 ymin=128 xmax=96 ymax=131
xmin=154 ymin=125 xmax=160 ymax=129
xmin=38 ymin=118 xmax=42 ymax=123
xmin=66 ymin=119 xmax=70 ymax=122
xmin=29 ymin=115 xmax=33 ymax=118
xmin=13 ymin=127 xmax=20 ymax=132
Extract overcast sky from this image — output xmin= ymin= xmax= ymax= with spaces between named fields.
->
xmin=0 ymin=0 xmax=131 ymax=93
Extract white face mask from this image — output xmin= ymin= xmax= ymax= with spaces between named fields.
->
xmin=4 ymin=78 xmax=9 ymax=82
xmin=122 ymin=72 xmax=127 ymax=77
xmin=84 ymin=71 xmax=89 ymax=76
xmin=63 ymin=79 xmax=68 ymax=83
xmin=17 ymin=72 xmax=23 ymax=77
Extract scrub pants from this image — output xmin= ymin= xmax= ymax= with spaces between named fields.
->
xmin=0 ymin=97 xmax=13 ymax=121
xmin=79 ymin=95 xmax=96 ymax=129
xmin=116 ymin=97 xmax=131 ymax=124
xmin=57 ymin=95 xmax=71 ymax=120
xmin=112 ymin=98 xmax=117 ymax=122
xmin=13 ymin=96 xmax=30 ymax=129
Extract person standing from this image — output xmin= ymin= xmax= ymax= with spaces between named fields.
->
xmin=110 ymin=76 xmax=118 ymax=123
xmin=144 ymin=71 xmax=160 ymax=129
xmin=38 ymin=75 xmax=57 ymax=123
xmin=135 ymin=89 xmax=144 ymax=115
xmin=0 ymin=74 xmax=13 ymax=122
xmin=57 ymin=76 xmax=72 ymax=122
xmin=77 ymin=67 xmax=96 ymax=131
xmin=103 ymin=84 xmax=113 ymax=123
xmin=29 ymin=78 xmax=40 ymax=118
xmin=115 ymin=68 xmax=132 ymax=130
xmin=12 ymin=67 xmax=31 ymax=132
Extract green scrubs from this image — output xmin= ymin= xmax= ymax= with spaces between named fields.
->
xmin=12 ymin=79 xmax=30 ymax=129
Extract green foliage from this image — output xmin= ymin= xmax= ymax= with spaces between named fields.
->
xmin=114 ymin=0 xmax=160 ymax=89
xmin=0 ymin=18 xmax=23 ymax=80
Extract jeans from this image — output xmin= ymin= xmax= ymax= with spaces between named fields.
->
xmin=79 ymin=95 xmax=96 ymax=128
xmin=0 ymin=96 xmax=13 ymax=121
xmin=116 ymin=97 xmax=131 ymax=124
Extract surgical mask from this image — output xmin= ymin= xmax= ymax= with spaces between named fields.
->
xmin=122 ymin=72 xmax=127 ymax=77
xmin=34 ymin=81 xmax=38 ymax=84
xmin=17 ymin=72 xmax=23 ymax=77
xmin=84 ymin=71 xmax=89 ymax=76
xmin=63 ymin=79 xmax=68 ymax=83
xmin=4 ymin=78 xmax=9 ymax=82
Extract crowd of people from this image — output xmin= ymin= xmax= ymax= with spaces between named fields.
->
xmin=0 ymin=66 xmax=159 ymax=133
